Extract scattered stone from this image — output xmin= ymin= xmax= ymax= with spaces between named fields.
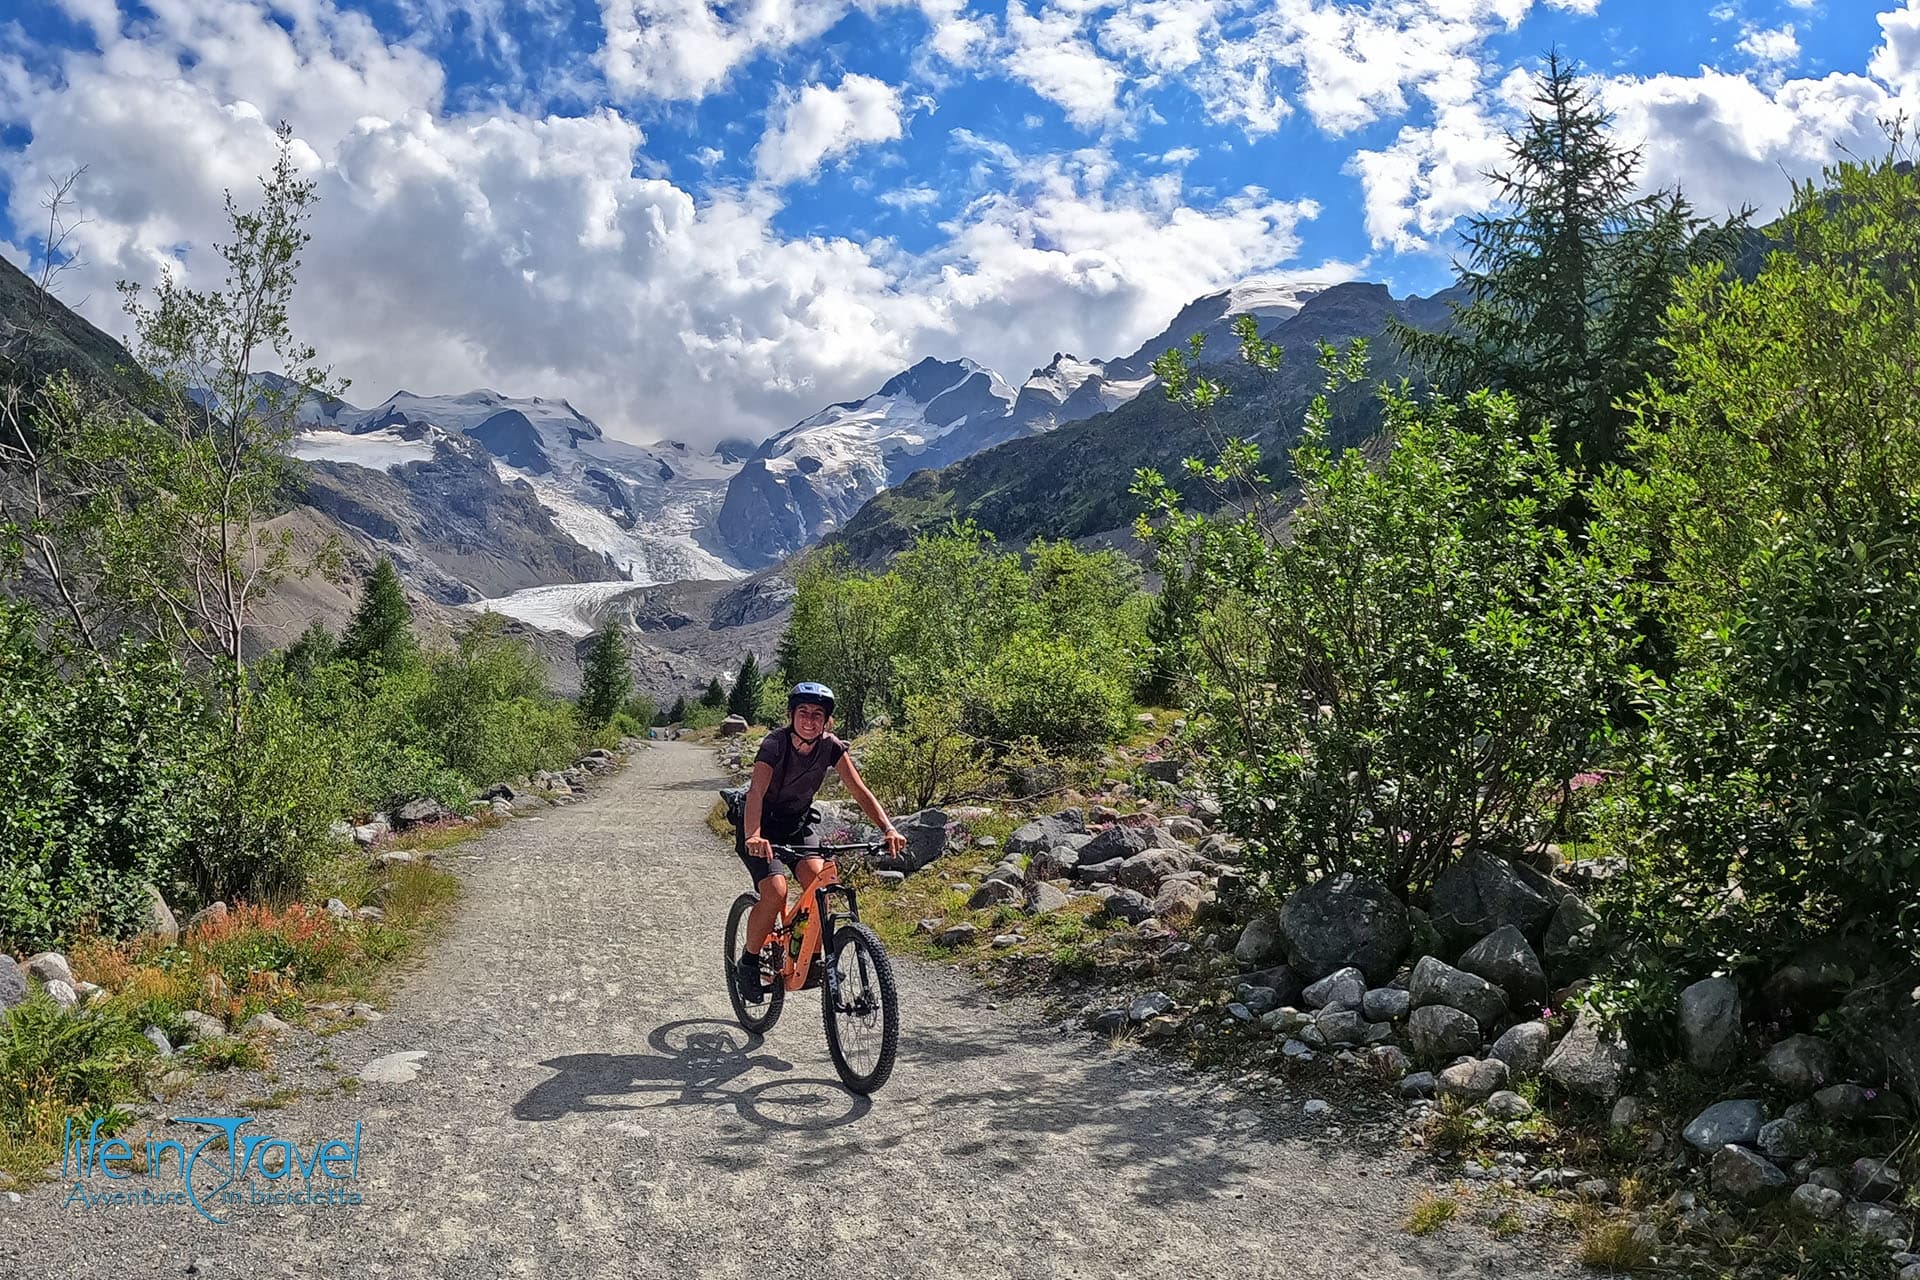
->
xmin=176 ymin=1011 xmax=226 ymax=1043
xmin=1764 ymin=1033 xmax=1838 ymax=1093
xmin=1282 ymin=1039 xmax=1316 ymax=1061
xmin=913 ymin=918 xmax=945 ymax=936
xmin=1457 ymin=926 xmax=1548 ymax=1006
xmin=146 ymin=885 xmax=180 ymax=943
xmin=1852 ymin=1157 xmax=1904 ymax=1202
xmin=1302 ymin=1099 xmax=1333 ymax=1117
xmin=1806 ymin=1167 xmax=1849 ymax=1194
xmin=1812 ymin=1083 xmax=1870 ymax=1122
xmin=1610 ymin=1096 xmax=1645 ymax=1129
xmin=1164 ymin=816 xmax=1207 ymax=843
xmin=1027 ymin=882 xmax=1071 ymax=915
xmin=1790 ymin=1184 xmax=1845 ymax=1222
xmin=1486 ymin=1090 xmax=1534 ymax=1120
xmin=1438 ymin=1058 xmax=1510 ymax=1105
xmin=1080 ymin=824 xmax=1153 ymax=867
xmin=1095 ymin=887 xmax=1156 ymax=925
xmin=1370 ymin=1045 xmax=1411 ymax=1078
xmin=241 ymin=1012 xmax=293 ymax=1038
xmin=934 ymin=924 xmax=978 ymax=947
xmin=1542 ymin=1008 xmax=1632 ymax=1100
xmin=1314 ymin=1010 xmax=1368 ymax=1047
xmin=1409 ymin=956 xmax=1508 ymax=1031
xmin=1233 ymin=985 xmax=1280 ymax=1016
xmin=1542 ymin=893 xmax=1604 ymax=979
xmin=1141 ymin=1014 xmax=1183 ymax=1041
xmin=1128 ymin=992 xmax=1175 ymax=1023
xmin=392 ymin=797 xmax=447 ymax=830
xmin=1712 ymin=1145 xmax=1789 ymax=1203
xmin=1757 ymin=1107 xmax=1817 ymax=1162
xmin=1075 ymin=857 xmax=1125 ymax=885
xmin=874 ymin=870 xmax=907 ymax=888
xmin=1683 ymin=1099 xmax=1767 ymax=1153
xmin=324 ymin=898 xmax=351 ymax=919
xmin=1489 ymin=1021 xmax=1551 ymax=1078
xmin=24 ymin=952 xmax=74 ymax=986
xmin=356 ymin=906 xmax=386 ymax=922
xmin=0 ymin=961 xmax=24 ymax=1012
xmin=1842 ymin=1202 xmax=1910 ymax=1248
xmin=1429 ymin=849 xmax=1555 ymax=949
xmin=1362 ymin=987 xmax=1411 ymax=1022
xmin=1234 ymin=917 xmax=1285 ymax=966
xmin=43 ymin=979 xmax=77 ymax=1010
xmin=990 ymin=933 xmax=1022 ymax=949
xmin=1303 ymin=966 xmax=1368 ymax=1012
xmin=1085 ymin=1008 xmax=1129 ymax=1035
xmin=377 ymin=851 xmax=418 ymax=868
xmin=358 ymin=1051 xmax=428 ymax=1084
xmin=966 ymin=879 xmax=1024 ymax=910
xmin=1678 ymin=977 xmax=1744 ymax=1074
xmin=1406 ymin=1004 xmax=1483 ymax=1061
xmin=1150 ymin=879 xmax=1207 ymax=924
xmin=1399 ymin=1071 xmax=1437 ymax=1099
xmin=1277 ymin=872 xmax=1410 ymax=984
xmin=1261 ymin=1007 xmax=1312 ymax=1035
xmin=1006 ymin=814 xmax=1087 ymax=857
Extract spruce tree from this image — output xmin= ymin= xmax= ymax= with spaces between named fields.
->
xmin=1395 ymin=52 xmax=1743 ymax=469
xmin=339 ymin=558 xmax=414 ymax=672
xmin=283 ymin=619 xmax=338 ymax=682
xmin=727 ymin=653 xmax=762 ymax=721
xmin=579 ymin=626 xmax=632 ymax=729
xmin=700 ymin=676 xmax=727 ymax=709
xmin=667 ymin=695 xmax=689 ymax=723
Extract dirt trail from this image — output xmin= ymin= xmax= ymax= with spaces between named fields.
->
xmin=0 ymin=742 xmax=1566 ymax=1279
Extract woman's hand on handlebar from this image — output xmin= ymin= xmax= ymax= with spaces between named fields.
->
xmin=882 ymin=826 xmax=908 ymax=856
xmin=746 ymin=833 xmax=774 ymax=859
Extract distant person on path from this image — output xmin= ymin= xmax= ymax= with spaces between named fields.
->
xmin=734 ymin=682 xmax=907 ymax=996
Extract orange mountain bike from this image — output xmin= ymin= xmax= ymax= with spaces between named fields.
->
xmin=722 ymin=841 xmax=900 ymax=1095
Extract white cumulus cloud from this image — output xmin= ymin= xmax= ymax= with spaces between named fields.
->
xmin=754 ymin=74 xmax=906 ymax=185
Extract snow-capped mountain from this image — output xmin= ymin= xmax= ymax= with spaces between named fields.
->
xmin=715 ymin=276 xmax=1334 ymax=566
xmin=295 ymin=388 xmax=745 ymax=586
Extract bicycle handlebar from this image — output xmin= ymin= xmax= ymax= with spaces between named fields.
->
xmin=762 ymin=841 xmax=888 ymax=856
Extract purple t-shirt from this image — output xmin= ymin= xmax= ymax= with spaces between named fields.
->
xmin=754 ymin=729 xmax=848 ymax=832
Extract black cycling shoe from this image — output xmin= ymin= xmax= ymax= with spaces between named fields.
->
xmin=734 ymin=952 xmax=766 ymax=1000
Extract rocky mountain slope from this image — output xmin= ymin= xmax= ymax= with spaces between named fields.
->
xmin=714 ymin=277 xmax=1335 ymax=567
xmin=829 ymin=281 xmax=1457 ymax=565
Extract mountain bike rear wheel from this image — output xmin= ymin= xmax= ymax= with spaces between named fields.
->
xmin=820 ymin=922 xmax=898 ymax=1094
xmin=724 ymin=893 xmax=784 ymax=1034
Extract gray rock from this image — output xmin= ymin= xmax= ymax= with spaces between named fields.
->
xmin=1852 ymin=1156 xmax=1904 ymax=1202
xmin=1074 ymin=857 xmax=1125 ymax=885
xmin=874 ymin=870 xmax=907 ymax=887
xmin=392 ymin=796 xmax=447 ymax=829
xmin=1150 ymin=878 xmax=1208 ymax=924
xmin=176 ymin=1010 xmax=226 ymax=1043
xmin=1006 ymin=814 xmax=1087 ymax=857
xmin=1429 ymin=849 xmax=1555 ymax=949
xmin=1683 ymin=1099 xmax=1767 ymax=1153
xmin=933 ymin=923 xmax=978 ymax=947
xmin=991 ymin=933 xmax=1022 ymax=949
xmin=1028 ymin=846 xmax=1079 ymax=881
xmin=1678 ymin=977 xmax=1744 ymax=1074
xmin=1281 ymin=1038 xmax=1315 ymax=1060
xmin=1141 ymin=758 xmax=1182 ymax=783
xmin=1712 ymin=1145 xmax=1788 ymax=1203
xmin=1085 ymin=1008 xmax=1128 ymax=1036
xmin=1129 ymin=992 xmax=1175 ymax=1023
xmin=24 ymin=952 xmax=74 ymax=986
xmin=1485 ymin=1090 xmax=1534 ymax=1120
xmin=1370 ymin=1045 xmax=1411 ymax=1077
xmin=1234 ymin=917 xmax=1285 ymax=966
xmin=1362 ymin=987 xmax=1411 ymax=1022
xmin=1842 ymin=1202 xmax=1911 ymax=1248
xmin=324 ymin=898 xmax=351 ymax=919
xmin=1314 ymin=1009 xmax=1368 ymax=1047
xmin=718 ymin=715 xmax=749 ymax=736
xmin=1277 ymin=872 xmax=1410 ymax=984
xmin=1457 ymin=926 xmax=1548 ymax=1006
xmin=1408 ymin=956 xmax=1508 ymax=1031
xmin=0 ymin=961 xmax=24 ymax=1011
xmin=1807 ymin=1166 xmax=1849 ymax=1194
xmin=1163 ymin=816 xmax=1207 ymax=842
xmin=1541 ymin=892 xmax=1603 ymax=978
xmin=1812 ymin=1083 xmax=1870 ymax=1122
xmin=1301 ymin=1098 xmax=1333 ymax=1117
xmin=1261 ymin=1007 xmax=1312 ymax=1035
xmin=1764 ymin=1033 xmax=1838 ymax=1092
xmin=1399 ymin=1071 xmax=1437 ymax=1099
xmin=1489 ymin=1021 xmax=1551 ymax=1078
xmin=1095 ymin=886 xmax=1155 ymax=924
xmin=1542 ymin=1008 xmax=1631 ymax=1099
xmin=43 ymin=979 xmax=77 ymax=1010
xmin=1757 ymin=1105 xmax=1817 ymax=1161
xmin=358 ymin=1050 xmax=428 ymax=1084
xmin=241 ymin=1012 xmax=293 ymax=1038
xmin=1232 ymin=965 xmax=1304 ymax=1008
xmin=1079 ymin=824 xmax=1152 ymax=866
xmin=1303 ymin=966 xmax=1368 ymax=1012
xmin=1610 ymin=1096 xmax=1645 ymax=1129
xmin=146 ymin=884 xmax=180 ymax=943
xmin=967 ymin=879 xmax=1024 ymax=910
xmin=1234 ymin=985 xmax=1280 ymax=1016
xmin=1406 ymin=906 xmax=1443 ymax=961
xmin=1406 ymin=1004 xmax=1483 ymax=1061
xmin=143 ymin=1026 xmax=174 ymax=1058
xmin=1438 ymin=1058 xmax=1510 ymax=1104
xmin=1789 ymin=1183 xmax=1844 ymax=1221
xmin=357 ymin=906 xmax=386 ymax=922
xmin=892 ymin=809 xmax=951 ymax=872
xmin=1027 ymin=881 xmax=1072 ymax=915
xmin=1901 ymin=1265 xmax=1920 ymax=1280
xmin=186 ymin=901 xmax=229 ymax=933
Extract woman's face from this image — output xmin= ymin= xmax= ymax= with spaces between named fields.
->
xmin=793 ymin=702 xmax=831 ymax=734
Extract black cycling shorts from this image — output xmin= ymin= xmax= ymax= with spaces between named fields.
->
xmin=735 ymin=808 xmax=822 ymax=886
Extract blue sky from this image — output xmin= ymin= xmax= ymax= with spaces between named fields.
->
xmin=0 ymin=0 xmax=1914 ymax=445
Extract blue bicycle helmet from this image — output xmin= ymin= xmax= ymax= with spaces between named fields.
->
xmin=787 ymin=681 xmax=836 ymax=717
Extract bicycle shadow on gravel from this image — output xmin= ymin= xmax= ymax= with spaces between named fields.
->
xmin=513 ymin=1018 xmax=872 ymax=1133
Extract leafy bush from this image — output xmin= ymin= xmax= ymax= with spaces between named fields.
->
xmin=1136 ymin=385 xmax=1635 ymax=896
xmin=856 ymin=694 xmax=988 ymax=811
xmin=0 ymin=995 xmax=152 ymax=1177
xmin=0 ymin=604 xmax=206 ymax=949
xmin=960 ymin=633 xmax=1130 ymax=754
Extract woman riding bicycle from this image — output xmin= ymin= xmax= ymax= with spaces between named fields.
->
xmin=734 ymin=681 xmax=907 ymax=997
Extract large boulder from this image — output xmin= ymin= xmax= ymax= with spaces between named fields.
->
xmin=718 ymin=715 xmax=750 ymax=736
xmin=1116 ymin=850 xmax=1195 ymax=894
xmin=887 ymin=809 xmax=950 ymax=873
xmin=1542 ymin=1008 xmax=1631 ymax=1099
xmin=1456 ymin=926 xmax=1548 ymax=1006
xmin=145 ymin=885 xmax=179 ymax=944
xmin=0 ymin=960 xmax=25 ymax=1011
xmin=1542 ymin=893 xmax=1604 ymax=980
xmin=1277 ymin=873 xmax=1410 ymax=985
xmin=1151 ymin=879 xmax=1207 ymax=924
xmin=1096 ymin=887 xmax=1155 ymax=925
xmin=1028 ymin=882 xmax=1073 ymax=915
xmin=1678 ymin=977 xmax=1745 ymax=1074
xmin=1406 ymin=1004 xmax=1483 ymax=1061
xmin=1408 ymin=956 xmax=1509 ymax=1031
xmin=1234 ymin=918 xmax=1286 ymax=966
xmin=1429 ymin=850 xmax=1556 ymax=949
xmin=1764 ymin=1033 xmax=1839 ymax=1093
xmin=392 ymin=796 xmax=447 ymax=830
xmin=1078 ymin=825 xmax=1152 ymax=866
xmin=967 ymin=879 xmax=1023 ymax=910
xmin=1006 ymin=813 xmax=1087 ymax=857
xmin=24 ymin=953 xmax=74 ymax=986
xmin=1683 ymin=1099 xmax=1767 ymax=1153
xmin=1489 ymin=1021 xmax=1552 ymax=1078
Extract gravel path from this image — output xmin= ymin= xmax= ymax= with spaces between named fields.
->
xmin=1 ymin=742 xmax=1567 ymax=1279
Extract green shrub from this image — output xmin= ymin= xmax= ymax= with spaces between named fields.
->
xmin=856 ymin=694 xmax=988 ymax=811
xmin=959 ymin=633 xmax=1129 ymax=754
xmin=0 ymin=995 xmax=153 ymax=1173
xmin=0 ymin=604 xmax=206 ymax=948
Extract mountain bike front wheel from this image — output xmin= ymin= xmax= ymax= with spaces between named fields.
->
xmin=724 ymin=893 xmax=784 ymax=1034
xmin=820 ymin=922 xmax=899 ymax=1095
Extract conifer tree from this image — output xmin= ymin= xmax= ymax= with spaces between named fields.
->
xmin=283 ymin=619 xmax=338 ymax=682
xmin=727 ymin=653 xmax=762 ymax=721
xmin=339 ymin=558 xmax=414 ymax=672
xmin=700 ymin=676 xmax=727 ymax=709
xmin=579 ymin=626 xmax=632 ymax=729
xmin=667 ymin=695 xmax=689 ymax=723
